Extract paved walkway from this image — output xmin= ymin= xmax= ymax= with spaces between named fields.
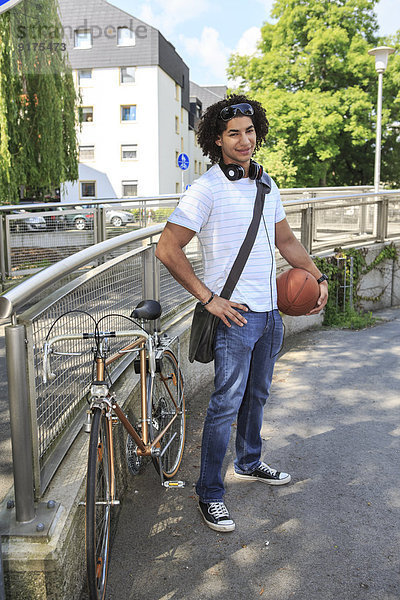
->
xmin=86 ymin=307 xmax=400 ymax=600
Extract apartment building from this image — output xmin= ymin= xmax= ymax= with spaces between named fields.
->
xmin=58 ymin=0 xmax=221 ymax=202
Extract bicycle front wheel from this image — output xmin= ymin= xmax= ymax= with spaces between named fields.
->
xmin=86 ymin=408 xmax=112 ymax=600
xmin=150 ymin=349 xmax=185 ymax=479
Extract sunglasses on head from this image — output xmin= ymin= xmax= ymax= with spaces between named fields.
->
xmin=219 ymin=103 xmax=254 ymax=121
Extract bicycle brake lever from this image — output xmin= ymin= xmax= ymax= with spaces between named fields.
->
xmin=43 ymin=342 xmax=56 ymax=384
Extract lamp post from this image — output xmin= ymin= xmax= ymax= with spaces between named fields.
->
xmin=368 ymin=46 xmax=395 ymax=192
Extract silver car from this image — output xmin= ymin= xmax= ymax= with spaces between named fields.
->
xmin=10 ymin=210 xmax=46 ymax=232
xmin=105 ymin=207 xmax=135 ymax=227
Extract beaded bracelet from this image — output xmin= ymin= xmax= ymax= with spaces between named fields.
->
xmin=201 ymin=291 xmax=215 ymax=307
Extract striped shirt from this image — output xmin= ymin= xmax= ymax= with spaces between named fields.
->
xmin=168 ymin=164 xmax=286 ymax=311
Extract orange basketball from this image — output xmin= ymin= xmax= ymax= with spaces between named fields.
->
xmin=276 ymin=268 xmax=319 ymax=316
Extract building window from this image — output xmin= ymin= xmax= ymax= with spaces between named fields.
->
xmin=176 ymin=182 xmax=180 ymax=193
xmin=175 ymin=83 xmax=180 ymax=101
xmin=199 ymin=162 xmax=202 ymax=175
xmin=82 ymin=106 xmax=93 ymax=122
xmin=181 ymin=107 xmax=184 ymax=123
xmin=121 ymin=144 xmax=138 ymax=160
xmin=78 ymin=69 xmax=92 ymax=85
xmin=175 ymin=116 xmax=179 ymax=134
xmin=79 ymin=146 xmax=95 ymax=161
xmin=117 ymin=27 xmax=135 ymax=47
xmin=81 ymin=181 xmax=96 ymax=198
xmin=74 ymin=30 xmax=92 ymax=49
xmin=181 ymin=137 xmax=184 ymax=152
xmin=195 ymin=160 xmax=198 ymax=174
xmin=121 ymin=105 xmax=136 ymax=121
xmin=122 ymin=181 xmax=138 ymax=196
xmin=120 ymin=66 xmax=135 ymax=84
xmin=175 ymin=151 xmax=179 ymax=167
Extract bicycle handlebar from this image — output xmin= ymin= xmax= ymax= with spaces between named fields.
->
xmin=43 ymin=329 xmax=150 ymax=384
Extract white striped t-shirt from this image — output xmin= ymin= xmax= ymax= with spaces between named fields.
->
xmin=168 ymin=164 xmax=286 ymax=311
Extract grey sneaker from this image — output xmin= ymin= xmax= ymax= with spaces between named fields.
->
xmin=234 ymin=461 xmax=291 ymax=485
xmin=198 ymin=501 xmax=235 ymax=532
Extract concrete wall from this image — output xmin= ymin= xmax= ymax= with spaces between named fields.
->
xmin=356 ymin=241 xmax=400 ymax=311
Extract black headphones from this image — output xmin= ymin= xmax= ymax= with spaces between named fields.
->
xmin=219 ymin=159 xmax=264 ymax=181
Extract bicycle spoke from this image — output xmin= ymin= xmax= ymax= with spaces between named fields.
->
xmin=150 ymin=350 xmax=185 ymax=479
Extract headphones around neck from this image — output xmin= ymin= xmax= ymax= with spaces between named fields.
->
xmin=219 ymin=159 xmax=263 ymax=181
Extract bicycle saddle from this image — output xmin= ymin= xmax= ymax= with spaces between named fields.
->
xmin=131 ymin=300 xmax=162 ymax=321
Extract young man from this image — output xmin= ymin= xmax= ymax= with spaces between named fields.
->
xmin=155 ymin=94 xmax=328 ymax=532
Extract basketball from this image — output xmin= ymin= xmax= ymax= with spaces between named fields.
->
xmin=276 ymin=268 xmax=319 ymax=316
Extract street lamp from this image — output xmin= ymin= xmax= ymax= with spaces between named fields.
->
xmin=368 ymin=46 xmax=395 ymax=192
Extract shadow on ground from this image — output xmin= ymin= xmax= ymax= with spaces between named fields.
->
xmin=78 ymin=311 xmax=400 ymax=600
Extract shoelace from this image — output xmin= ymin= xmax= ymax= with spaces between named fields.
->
xmin=208 ymin=502 xmax=230 ymax=520
xmin=258 ymin=463 xmax=277 ymax=476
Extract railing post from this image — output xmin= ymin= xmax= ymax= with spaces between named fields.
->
xmin=301 ymin=206 xmax=313 ymax=253
xmin=377 ymin=196 xmax=388 ymax=242
xmin=0 ymin=214 xmax=6 ymax=285
xmin=143 ymin=243 xmax=161 ymax=331
xmin=310 ymin=192 xmax=317 ymax=242
xmin=5 ymin=322 xmax=35 ymax=523
xmin=96 ymin=205 xmax=107 ymax=244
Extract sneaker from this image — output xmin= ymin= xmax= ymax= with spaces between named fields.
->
xmin=198 ymin=501 xmax=236 ymax=532
xmin=234 ymin=461 xmax=291 ymax=485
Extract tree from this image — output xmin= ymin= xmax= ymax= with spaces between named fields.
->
xmin=0 ymin=0 xmax=79 ymax=203
xmin=228 ymin=0 xmax=400 ymax=188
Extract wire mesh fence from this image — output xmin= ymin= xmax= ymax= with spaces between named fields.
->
xmin=18 ymin=234 xmax=202 ymax=496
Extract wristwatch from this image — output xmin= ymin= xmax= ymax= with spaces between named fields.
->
xmin=317 ymin=273 xmax=329 ymax=284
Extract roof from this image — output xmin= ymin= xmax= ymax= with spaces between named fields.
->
xmin=58 ymin=0 xmax=190 ymax=109
xmin=189 ymin=82 xmax=227 ymax=111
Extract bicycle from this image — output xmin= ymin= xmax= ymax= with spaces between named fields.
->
xmin=42 ymin=299 xmax=185 ymax=600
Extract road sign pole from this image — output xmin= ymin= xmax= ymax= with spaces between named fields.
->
xmin=177 ymin=153 xmax=189 ymax=193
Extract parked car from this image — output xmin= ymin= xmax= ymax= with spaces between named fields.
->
xmin=39 ymin=207 xmax=67 ymax=230
xmin=57 ymin=206 xmax=94 ymax=230
xmin=104 ymin=206 xmax=135 ymax=227
xmin=9 ymin=210 xmax=46 ymax=232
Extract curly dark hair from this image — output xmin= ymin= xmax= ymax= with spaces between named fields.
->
xmin=197 ymin=94 xmax=269 ymax=164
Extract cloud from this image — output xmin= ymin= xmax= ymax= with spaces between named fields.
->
xmin=179 ymin=27 xmax=232 ymax=82
xmin=136 ymin=0 xmax=212 ymax=38
xmin=236 ymin=26 xmax=262 ymax=56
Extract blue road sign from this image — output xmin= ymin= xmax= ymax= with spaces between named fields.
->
xmin=0 ymin=0 xmax=24 ymax=13
xmin=178 ymin=153 xmax=189 ymax=171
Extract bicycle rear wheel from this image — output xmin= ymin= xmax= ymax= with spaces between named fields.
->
xmin=150 ymin=349 xmax=185 ymax=479
xmin=86 ymin=408 xmax=112 ymax=600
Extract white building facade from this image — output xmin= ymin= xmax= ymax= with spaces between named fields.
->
xmin=59 ymin=0 xmax=211 ymax=202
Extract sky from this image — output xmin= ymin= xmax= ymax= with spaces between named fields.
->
xmin=110 ymin=0 xmax=398 ymax=86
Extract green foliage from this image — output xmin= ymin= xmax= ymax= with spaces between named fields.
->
xmin=0 ymin=1 xmax=79 ymax=203
xmin=314 ymin=243 xmax=398 ymax=328
xmin=228 ymin=0 xmax=400 ymax=188
xmin=152 ymin=208 xmax=174 ymax=222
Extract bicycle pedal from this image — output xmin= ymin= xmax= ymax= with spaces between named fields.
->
xmin=163 ymin=480 xmax=185 ymax=488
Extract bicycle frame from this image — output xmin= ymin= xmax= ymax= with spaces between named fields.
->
xmin=43 ymin=312 xmax=185 ymax=600
xmin=43 ymin=328 xmax=183 ymax=465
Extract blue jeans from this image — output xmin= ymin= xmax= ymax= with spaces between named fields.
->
xmin=195 ymin=309 xmax=283 ymax=503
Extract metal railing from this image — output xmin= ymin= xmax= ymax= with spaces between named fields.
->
xmin=1 ymin=185 xmax=392 ymax=280
xmin=1 ymin=186 xmax=400 ymax=525
xmin=0 ymin=195 xmax=180 ymax=279
xmin=0 ymin=224 xmax=203 ymax=524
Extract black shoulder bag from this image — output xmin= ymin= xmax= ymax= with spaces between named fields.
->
xmin=188 ymin=174 xmax=271 ymax=363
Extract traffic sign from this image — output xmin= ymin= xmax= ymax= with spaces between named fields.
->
xmin=178 ymin=153 xmax=189 ymax=171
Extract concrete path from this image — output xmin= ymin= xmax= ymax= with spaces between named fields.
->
xmin=86 ymin=307 xmax=400 ymax=600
